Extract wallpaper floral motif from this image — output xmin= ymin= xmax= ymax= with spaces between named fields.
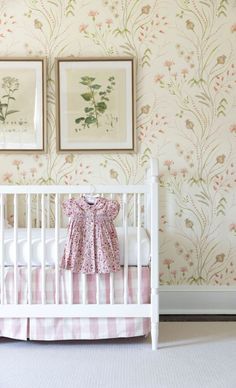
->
xmin=0 ymin=0 xmax=235 ymax=285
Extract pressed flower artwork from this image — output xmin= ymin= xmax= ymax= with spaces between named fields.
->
xmin=0 ymin=76 xmax=20 ymax=124
xmin=0 ymin=58 xmax=46 ymax=152
xmin=74 ymin=75 xmax=116 ymax=129
xmin=56 ymin=57 xmax=135 ymax=152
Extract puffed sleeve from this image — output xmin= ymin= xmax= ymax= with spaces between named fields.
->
xmin=62 ymin=198 xmax=77 ymax=217
xmin=107 ymin=199 xmax=120 ymax=221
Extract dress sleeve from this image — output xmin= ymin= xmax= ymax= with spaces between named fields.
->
xmin=107 ymin=199 xmax=120 ymax=221
xmin=62 ymin=198 xmax=77 ymax=217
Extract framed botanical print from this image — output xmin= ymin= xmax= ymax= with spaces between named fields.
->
xmin=56 ymin=57 xmax=135 ymax=152
xmin=0 ymin=57 xmax=46 ymax=153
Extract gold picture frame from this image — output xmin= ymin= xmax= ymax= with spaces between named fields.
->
xmin=56 ymin=57 xmax=136 ymax=153
xmin=0 ymin=57 xmax=47 ymax=153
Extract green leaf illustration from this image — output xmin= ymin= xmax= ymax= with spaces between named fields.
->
xmin=6 ymin=109 xmax=19 ymax=116
xmin=91 ymin=84 xmax=101 ymax=90
xmin=96 ymin=101 xmax=107 ymax=113
xmin=84 ymin=107 xmax=94 ymax=113
xmin=80 ymin=81 xmax=90 ymax=86
xmin=81 ymin=93 xmax=92 ymax=101
xmin=75 ymin=117 xmax=85 ymax=124
xmin=81 ymin=76 xmax=95 ymax=84
xmin=85 ymin=116 xmax=96 ymax=125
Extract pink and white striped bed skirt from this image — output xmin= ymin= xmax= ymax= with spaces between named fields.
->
xmin=0 ymin=267 xmax=150 ymax=340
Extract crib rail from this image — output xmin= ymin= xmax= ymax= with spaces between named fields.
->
xmin=0 ymin=185 xmax=149 ymax=194
xmin=0 ymin=158 xmax=159 ymax=349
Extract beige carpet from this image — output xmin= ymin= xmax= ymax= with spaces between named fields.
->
xmin=0 ymin=322 xmax=236 ymax=388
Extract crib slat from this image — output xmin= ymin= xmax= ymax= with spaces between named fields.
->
xmin=96 ymin=274 xmax=100 ymax=304
xmin=137 ymin=193 xmax=141 ymax=304
xmin=133 ymin=193 xmax=137 ymax=227
xmin=0 ymin=194 xmax=4 ymax=304
xmin=27 ymin=194 xmax=32 ymax=304
xmin=41 ymin=194 xmax=46 ymax=304
xmin=123 ymin=194 xmax=128 ymax=304
xmin=68 ymin=193 xmax=73 ymax=304
xmin=109 ymin=273 xmax=114 ymax=304
xmin=68 ymin=269 xmax=73 ymax=303
xmin=47 ymin=194 xmax=50 ymax=227
xmin=13 ymin=194 xmax=18 ymax=305
xmin=36 ymin=194 xmax=40 ymax=227
xmin=55 ymin=193 xmax=60 ymax=304
xmin=144 ymin=191 xmax=148 ymax=230
xmin=82 ymin=274 xmax=87 ymax=304
xmin=109 ymin=195 xmax=114 ymax=305
xmin=4 ymin=194 xmax=8 ymax=225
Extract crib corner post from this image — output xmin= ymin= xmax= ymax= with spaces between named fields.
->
xmin=150 ymin=157 xmax=159 ymax=350
xmin=150 ymin=158 xmax=159 ymax=179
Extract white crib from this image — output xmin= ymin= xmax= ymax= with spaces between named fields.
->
xmin=0 ymin=159 xmax=159 ymax=350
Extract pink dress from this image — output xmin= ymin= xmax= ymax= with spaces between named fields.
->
xmin=60 ymin=196 xmax=120 ymax=274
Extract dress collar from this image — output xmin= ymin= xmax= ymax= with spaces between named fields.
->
xmin=79 ymin=196 xmax=106 ymax=211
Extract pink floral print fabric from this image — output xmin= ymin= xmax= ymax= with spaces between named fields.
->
xmin=60 ymin=196 xmax=121 ymax=274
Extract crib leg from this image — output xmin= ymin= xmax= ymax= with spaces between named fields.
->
xmin=151 ymin=287 xmax=159 ymax=350
xmin=151 ymin=322 xmax=158 ymax=350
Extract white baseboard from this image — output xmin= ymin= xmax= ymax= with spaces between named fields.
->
xmin=159 ymin=286 xmax=236 ymax=314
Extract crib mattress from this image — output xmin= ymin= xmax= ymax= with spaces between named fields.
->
xmin=0 ymin=267 xmax=150 ymax=340
xmin=2 ymin=227 xmax=150 ymax=267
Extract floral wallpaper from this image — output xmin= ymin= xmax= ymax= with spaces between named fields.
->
xmin=0 ymin=0 xmax=236 ymax=285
